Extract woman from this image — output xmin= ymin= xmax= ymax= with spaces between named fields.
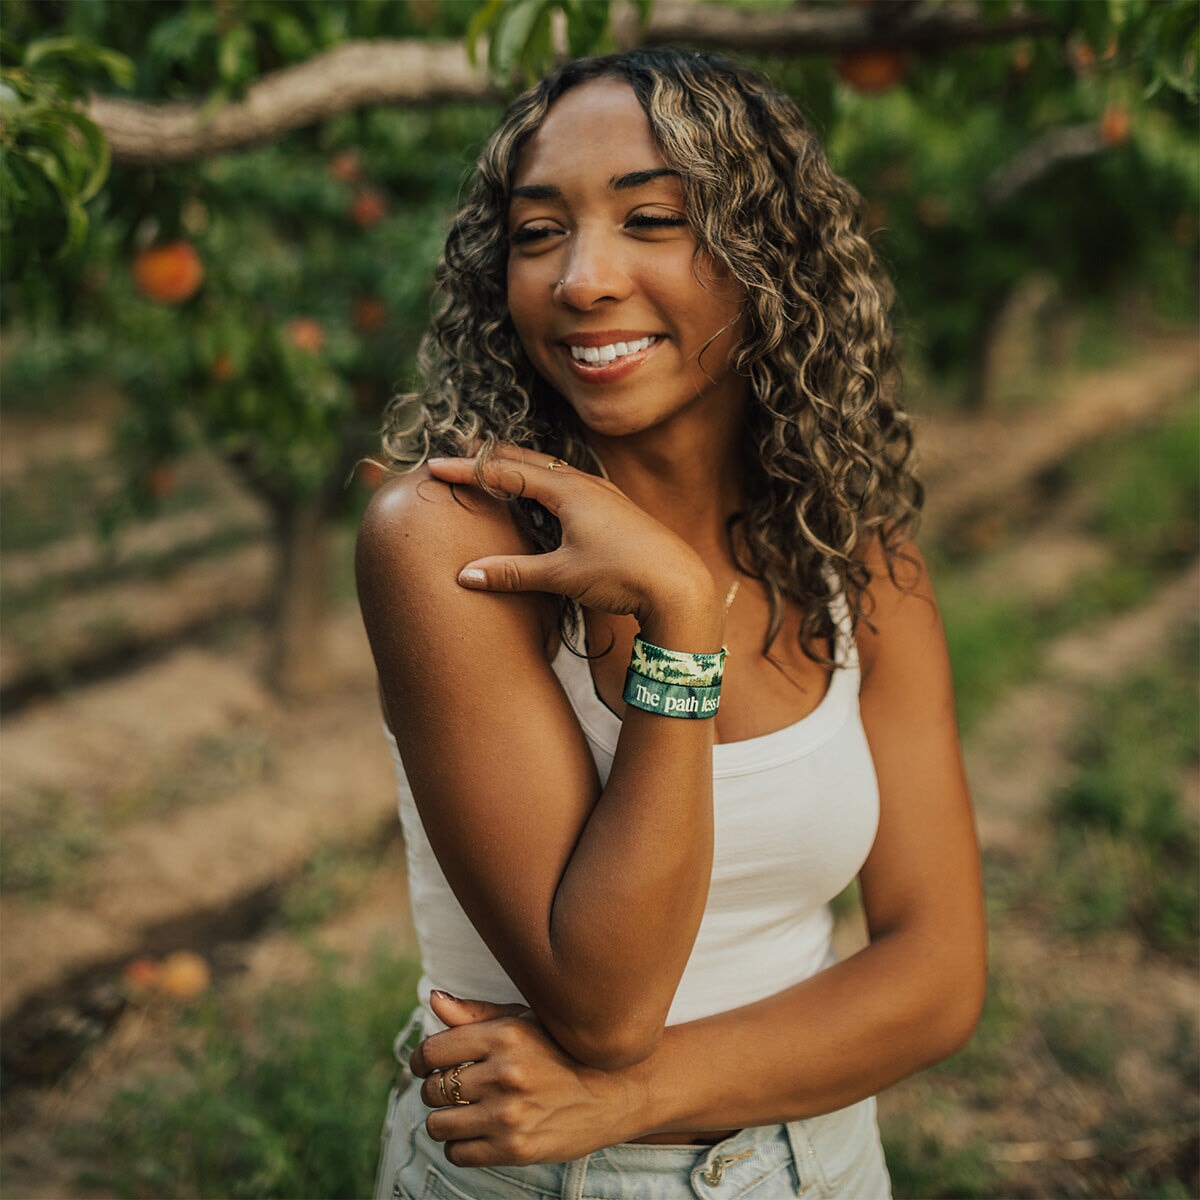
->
xmin=357 ymin=48 xmax=985 ymax=1200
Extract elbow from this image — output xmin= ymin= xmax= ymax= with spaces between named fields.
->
xmin=931 ymin=948 xmax=988 ymax=1063
xmin=940 ymin=984 xmax=986 ymax=1060
xmin=550 ymin=1015 xmax=664 ymax=1071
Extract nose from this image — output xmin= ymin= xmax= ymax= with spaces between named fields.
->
xmin=554 ymin=230 xmax=633 ymax=310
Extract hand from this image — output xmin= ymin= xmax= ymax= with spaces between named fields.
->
xmin=425 ymin=447 xmax=722 ymax=641
xmin=410 ymin=990 xmax=641 ymax=1167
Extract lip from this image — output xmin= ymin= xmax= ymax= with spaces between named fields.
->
xmin=560 ymin=329 xmax=661 ymax=349
xmin=557 ymin=335 xmax=662 ymax=383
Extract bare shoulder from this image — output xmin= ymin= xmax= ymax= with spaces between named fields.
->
xmin=355 ymin=467 xmax=553 ymax=674
xmin=356 ymin=467 xmax=523 ymax=590
xmin=855 ymin=538 xmax=944 ymax=683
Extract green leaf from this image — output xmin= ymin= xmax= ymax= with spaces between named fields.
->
xmin=520 ymin=7 xmax=555 ymax=83
xmin=21 ymin=143 xmax=70 ymax=193
xmin=466 ymin=0 xmax=506 ymax=68
xmin=23 ymin=35 xmax=135 ymax=92
xmin=565 ymin=0 xmax=613 ymax=59
xmin=489 ymin=0 xmax=545 ymax=79
xmin=46 ymin=108 xmax=111 ymax=204
xmin=217 ymin=23 xmax=258 ymax=93
xmin=262 ymin=11 xmax=315 ymax=61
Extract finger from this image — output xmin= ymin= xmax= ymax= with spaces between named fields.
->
xmin=416 ymin=1023 xmax=512 ymax=1075
xmin=420 ymin=1059 xmax=481 ymax=1110
xmin=427 ymin=1107 xmax=495 ymax=1145
xmin=429 ymin=989 xmax=529 ymax=1027
xmin=456 ymin=553 xmax=565 ymax=593
xmin=444 ymin=1136 xmax=537 ymax=1169
xmin=420 ymin=1069 xmax=450 ymax=1109
xmin=427 ymin=454 xmax=575 ymax=513
xmin=443 ymin=1137 xmax=495 ymax=1166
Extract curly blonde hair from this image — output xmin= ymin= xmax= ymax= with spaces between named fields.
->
xmin=382 ymin=48 xmax=922 ymax=660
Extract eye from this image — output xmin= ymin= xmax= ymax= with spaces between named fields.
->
xmin=508 ymin=224 xmax=563 ymax=247
xmin=626 ymin=214 xmax=689 ymax=233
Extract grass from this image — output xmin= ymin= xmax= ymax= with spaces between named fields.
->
xmin=279 ymin=840 xmax=389 ymax=930
xmin=0 ymin=456 xmax=122 ymax=553
xmin=884 ymin=1123 xmax=995 ymax=1200
xmin=937 ymin=401 xmax=1199 ymax=733
xmin=1 ymin=731 xmax=276 ymax=900
xmin=1040 ymin=999 xmax=1121 ymax=1081
xmin=1043 ymin=627 xmax=1199 ymax=956
xmin=0 ymin=788 xmax=105 ymax=898
xmin=77 ymin=950 xmax=419 ymax=1200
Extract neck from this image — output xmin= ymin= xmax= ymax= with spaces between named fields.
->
xmin=588 ymin=424 xmax=745 ymax=563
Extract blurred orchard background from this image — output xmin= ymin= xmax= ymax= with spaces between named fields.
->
xmin=1 ymin=1 xmax=1197 ymax=1196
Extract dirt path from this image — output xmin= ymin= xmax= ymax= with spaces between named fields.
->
xmin=1 ymin=611 xmax=393 ymax=1025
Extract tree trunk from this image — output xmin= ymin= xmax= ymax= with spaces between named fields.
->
xmin=268 ymin=494 xmax=333 ymax=698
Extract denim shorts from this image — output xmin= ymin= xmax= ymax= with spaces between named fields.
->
xmin=374 ymin=1018 xmax=891 ymax=1200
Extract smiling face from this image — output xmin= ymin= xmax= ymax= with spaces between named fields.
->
xmin=506 ymin=78 xmax=748 ymax=444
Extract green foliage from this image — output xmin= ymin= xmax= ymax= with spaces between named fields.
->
xmin=938 ymin=399 xmax=1200 ymax=729
xmin=831 ymin=77 xmax=1197 ymax=385
xmin=884 ymin=1122 xmax=996 ymax=1200
xmin=1044 ymin=623 xmax=1199 ymax=955
xmin=1081 ymin=403 xmax=1200 ymax=559
xmin=1040 ymin=999 xmax=1120 ymax=1080
xmin=83 ymin=952 xmax=419 ymax=1200
xmin=0 ymin=451 xmax=117 ymax=552
xmin=0 ymin=33 xmax=133 ymax=266
xmin=939 ymin=589 xmax=1043 ymax=733
xmin=468 ymin=0 xmax=650 ymax=83
xmin=4 ymin=2 xmax=498 ymax=511
xmin=280 ymin=842 xmax=383 ymax=930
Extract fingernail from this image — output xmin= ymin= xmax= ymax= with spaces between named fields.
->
xmin=431 ymin=989 xmax=458 ymax=1001
xmin=458 ymin=568 xmax=486 ymax=586
xmin=427 ymin=457 xmax=446 ymax=465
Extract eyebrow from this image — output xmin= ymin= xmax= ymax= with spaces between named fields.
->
xmin=613 ymin=168 xmax=681 ymax=191
xmin=510 ymin=168 xmax=681 ymax=201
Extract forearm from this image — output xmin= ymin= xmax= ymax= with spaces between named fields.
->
xmin=534 ymin=603 xmax=726 ymax=1064
xmin=415 ymin=927 xmax=986 ymax=1167
xmin=614 ymin=930 xmax=986 ymax=1138
xmin=362 ymin=466 xmax=732 ymax=1067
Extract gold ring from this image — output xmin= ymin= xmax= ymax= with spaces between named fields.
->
xmin=437 ymin=1073 xmax=450 ymax=1105
xmin=546 ymin=458 xmax=569 ymax=471
xmin=448 ymin=1064 xmax=471 ymax=1105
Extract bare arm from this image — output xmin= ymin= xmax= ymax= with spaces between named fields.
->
xmin=412 ymin=546 xmax=987 ymax=1161
xmin=356 ymin=451 xmax=726 ymax=1068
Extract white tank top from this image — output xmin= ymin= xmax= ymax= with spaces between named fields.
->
xmin=386 ymin=593 xmax=879 ymax=1032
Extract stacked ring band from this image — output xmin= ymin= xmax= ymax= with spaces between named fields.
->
xmin=448 ymin=1065 xmax=470 ymax=1105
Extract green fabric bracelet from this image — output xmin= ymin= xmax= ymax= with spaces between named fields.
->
xmin=623 ymin=671 xmax=722 ymax=718
xmin=630 ymin=635 xmax=726 ymax=688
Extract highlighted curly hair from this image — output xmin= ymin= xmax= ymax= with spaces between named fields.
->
xmin=382 ymin=48 xmax=922 ymax=661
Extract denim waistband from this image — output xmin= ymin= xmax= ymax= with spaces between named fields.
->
xmin=387 ymin=1011 xmax=888 ymax=1199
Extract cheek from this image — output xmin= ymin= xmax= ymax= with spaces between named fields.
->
xmin=505 ymin=268 xmax=541 ymax=348
xmin=693 ymin=255 xmax=744 ymax=309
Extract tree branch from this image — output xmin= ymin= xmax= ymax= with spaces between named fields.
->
xmin=87 ymin=40 xmax=495 ymax=166
xmin=631 ymin=0 xmax=1056 ymax=54
xmin=983 ymin=123 xmax=1107 ymax=207
xmin=87 ymin=3 xmax=1060 ymax=167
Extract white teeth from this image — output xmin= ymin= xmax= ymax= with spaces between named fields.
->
xmin=569 ymin=336 xmax=656 ymax=364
